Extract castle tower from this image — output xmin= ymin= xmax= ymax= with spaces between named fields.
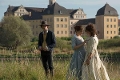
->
xmin=49 ymin=0 xmax=56 ymax=5
xmin=96 ymin=3 xmax=119 ymax=39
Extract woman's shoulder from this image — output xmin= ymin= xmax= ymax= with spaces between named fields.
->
xmin=89 ymin=36 xmax=98 ymax=43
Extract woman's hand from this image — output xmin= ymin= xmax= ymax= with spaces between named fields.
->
xmin=85 ymin=58 xmax=91 ymax=65
xmin=85 ymin=53 xmax=92 ymax=65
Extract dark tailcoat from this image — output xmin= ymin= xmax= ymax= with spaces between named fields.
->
xmin=38 ymin=30 xmax=56 ymax=52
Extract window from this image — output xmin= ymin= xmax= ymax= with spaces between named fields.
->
xmin=107 ymin=31 xmax=109 ymax=34
xmin=61 ymin=24 xmax=63 ymax=28
xmin=57 ymin=31 xmax=59 ymax=34
xmin=47 ymin=18 xmax=49 ymax=22
xmin=61 ymin=18 xmax=63 ymax=22
xmin=114 ymin=31 xmax=116 ymax=34
xmin=64 ymin=24 xmax=67 ymax=28
xmin=107 ymin=25 xmax=109 ymax=28
xmin=56 ymin=18 xmax=59 ymax=22
xmin=59 ymin=10 xmax=62 ymax=14
xmin=111 ymin=18 xmax=112 ymax=22
xmin=65 ymin=18 xmax=67 ymax=22
xmin=111 ymin=31 xmax=112 ymax=34
xmin=76 ymin=16 xmax=77 ymax=18
xmin=61 ymin=31 xmax=63 ymax=34
xmin=65 ymin=31 xmax=67 ymax=34
xmin=50 ymin=18 xmax=52 ymax=22
xmin=107 ymin=18 xmax=109 ymax=22
xmin=114 ymin=25 xmax=116 ymax=28
xmin=56 ymin=24 xmax=59 ymax=28
xmin=111 ymin=25 xmax=112 ymax=28
xmin=114 ymin=18 xmax=116 ymax=22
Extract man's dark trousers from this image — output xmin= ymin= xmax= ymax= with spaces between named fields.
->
xmin=41 ymin=50 xmax=53 ymax=76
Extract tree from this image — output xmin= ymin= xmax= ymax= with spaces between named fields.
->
xmin=0 ymin=16 xmax=33 ymax=49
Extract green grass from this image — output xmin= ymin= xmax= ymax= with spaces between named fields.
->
xmin=0 ymin=59 xmax=119 ymax=80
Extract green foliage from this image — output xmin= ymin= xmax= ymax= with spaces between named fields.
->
xmin=61 ymin=37 xmax=72 ymax=41
xmin=56 ymin=37 xmax=72 ymax=50
xmin=113 ymin=36 xmax=120 ymax=39
xmin=98 ymin=38 xmax=120 ymax=48
xmin=31 ymin=37 xmax=38 ymax=42
xmin=0 ymin=16 xmax=33 ymax=49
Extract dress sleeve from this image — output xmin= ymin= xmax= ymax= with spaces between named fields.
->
xmin=88 ymin=37 xmax=95 ymax=54
xmin=71 ymin=36 xmax=76 ymax=49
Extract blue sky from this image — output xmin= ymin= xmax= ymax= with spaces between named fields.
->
xmin=0 ymin=0 xmax=120 ymax=21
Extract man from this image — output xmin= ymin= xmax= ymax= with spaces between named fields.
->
xmin=38 ymin=20 xmax=56 ymax=77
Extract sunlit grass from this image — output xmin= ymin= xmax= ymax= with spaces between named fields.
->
xmin=0 ymin=59 xmax=119 ymax=80
xmin=0 ymin=47 xmax=120 ymax=80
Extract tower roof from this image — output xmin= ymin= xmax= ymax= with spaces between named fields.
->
xmin=96 ymin=3 xmax=118 ymax=16
xmin=43 ymin=2 xmax=69 ymax=15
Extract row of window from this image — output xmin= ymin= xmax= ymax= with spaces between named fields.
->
xmin=57 ymin=31 xmax=67 ymax=34
xmin=106 ymin=36 xmax=113 ymax=39
xmin=77 ymin=12 xmax=83 ymax=14
xmin=106 ymin=18 xmax=117 ymax=22
xmin=56 ymin=24 xmax=67 ymax=28
xmin=56 ymin=18 xmax=67 ymax=22
xmin=17 ymin=13 xmax=24 ymax=16
xmin=74 ymin=15 xmax=85 ymax=19
xmin=106 ymin=25 xmax=117 ymax=28
xmin=19 ymin=9 xmax=25 ymax=12
xmin=44 ymin=18 xmax=52 ymax=22
xmin=107 ymin=31 xmax=117 ymax=34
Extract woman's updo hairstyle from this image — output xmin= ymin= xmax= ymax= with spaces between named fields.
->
xmin=85 ymin=23 xmax=97 ymax=37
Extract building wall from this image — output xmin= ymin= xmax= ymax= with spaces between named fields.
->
xmin=14 ymin=6 xmax=29 ymax=17
xmin=25 ymin=20 xmax=42 ymax=37
xmin=42 ymin=15 xmax=70 ymax=37
xmin=96 ymin=16 xmax=104 ymax=39
xmin=54 ymin=15 xmax=70 ymax=37
xmin=96 ymin=15 xmax=118 ymax=39
xmin=104 ymin=16 xmax=118 ymax=39
xmin=69 ymin=19 xmax=79 ymax=36
xmin=73 ymin=9 xmax=86 ymax=19
xmin=42 ymin=15 xmax=54 ymax=32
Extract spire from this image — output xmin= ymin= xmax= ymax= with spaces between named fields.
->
xmin=49 ymin=0 xmax=56 ymax=5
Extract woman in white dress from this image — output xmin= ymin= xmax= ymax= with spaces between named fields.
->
xmin=82 ymin=24 xmax=110 ymax=80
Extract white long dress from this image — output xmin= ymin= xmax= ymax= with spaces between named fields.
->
xmin=82 ymin=36 xmax=110 ymax=80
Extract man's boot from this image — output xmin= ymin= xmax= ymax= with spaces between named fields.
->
xmin=45 ymin=70 xmax=49 ymax=78
xmin=50 ymin=70 xmax=53 ymax=77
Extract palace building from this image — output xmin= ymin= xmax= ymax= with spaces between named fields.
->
xmin=75 ymin=3 xmax=119 ymax=39
xmin=4 ymin=0 xmax=119 ymax=39
xmin=4 ymin=0 xmax=86 ymax=37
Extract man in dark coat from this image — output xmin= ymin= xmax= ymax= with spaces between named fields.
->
xmin=38 ymin=20 xmax=56 ymax=77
